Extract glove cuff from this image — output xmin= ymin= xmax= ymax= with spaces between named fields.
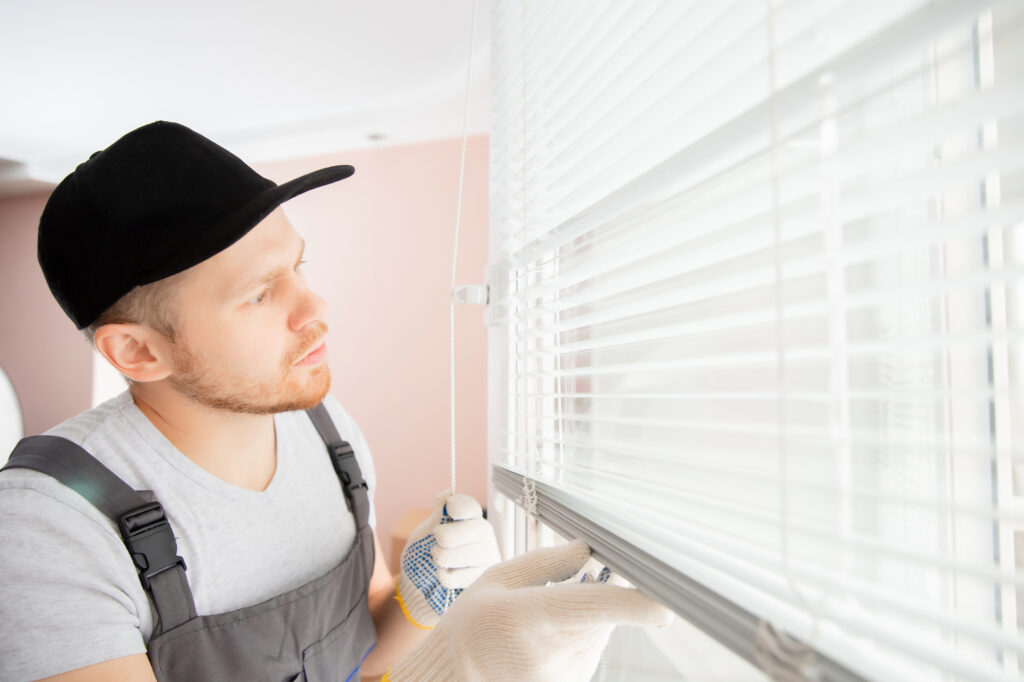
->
xmin=395 ymin=575 xmax=438 ymax=629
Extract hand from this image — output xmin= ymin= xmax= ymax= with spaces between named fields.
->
xmin=387 ymin=540 xmax=674 ymax=682
xmin=396 ymin=490 xmax=501 ymax=628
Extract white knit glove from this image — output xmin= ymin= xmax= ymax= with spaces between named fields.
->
xmin=387 ymin=540 xmax=674 ymax=682
xmin=396 ymin=490 xmax=501 ymax=629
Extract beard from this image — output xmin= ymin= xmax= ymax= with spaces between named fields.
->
xmin=169 ymin=321 xmax=331 ymax=415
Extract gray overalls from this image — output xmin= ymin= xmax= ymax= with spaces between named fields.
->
xmin=2 ymin=403 xmax=377 ymax=682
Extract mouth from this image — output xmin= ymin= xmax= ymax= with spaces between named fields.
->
xmin=294 ymin=341 xmax=327 ymax=366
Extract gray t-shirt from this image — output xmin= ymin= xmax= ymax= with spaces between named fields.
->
xmin=0 ymin=391 xmax=376 ymax=681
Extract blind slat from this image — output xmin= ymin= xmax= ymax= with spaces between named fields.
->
xmin=490 ymin=0 xmax=1024 ymax=679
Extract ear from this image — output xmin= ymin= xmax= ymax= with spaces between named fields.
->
xmin=93 ymin=323 xmax=174 ymax=382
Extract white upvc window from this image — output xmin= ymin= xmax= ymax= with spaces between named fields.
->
xmin=486 ymin=1 xmax=1024 ymax=680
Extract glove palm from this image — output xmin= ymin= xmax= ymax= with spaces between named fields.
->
xmin=397 ymin=491 xmax=500 ymax=628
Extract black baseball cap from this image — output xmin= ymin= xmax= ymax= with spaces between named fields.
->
xmin=38 ymin=120 xmax=355 ymax=329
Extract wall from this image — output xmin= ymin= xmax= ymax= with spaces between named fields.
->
xmin=0 ymin=192 xmax=92 ymax=436
xmin=0 ymin=135 xmax=490 ymax=563
xmin=257 ymin=136 xmax=490 ymax=564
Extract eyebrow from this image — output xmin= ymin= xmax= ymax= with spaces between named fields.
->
xmin=234 ymin=238 xmax=306 ymax=297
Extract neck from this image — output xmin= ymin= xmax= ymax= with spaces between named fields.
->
xmin=129 ymin=382 xmax=278 ymax=491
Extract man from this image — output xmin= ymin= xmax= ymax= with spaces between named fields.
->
xmin=0 ymin=121 xmax=669 ymax=681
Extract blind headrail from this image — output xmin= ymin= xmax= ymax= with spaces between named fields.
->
xmin=491 ymin=464 xmax=865 ymax=682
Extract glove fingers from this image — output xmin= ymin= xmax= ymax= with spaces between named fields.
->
xmin=482 ymin=539 xmax=591 ymax=588
xmin=532 ymin=582 xmax=674 ymax=628
xmin=434 ymin=517 xmax=495 ymax=548
xmin=433 ymin=541 xmax=501 ymax=570
xmin=443 ymin=493 xmax=483 ymax=521
xmin=409 ymin=491 xmax=452 ymax=540
xmin=438 ymin=564 xmax=488 ymax=589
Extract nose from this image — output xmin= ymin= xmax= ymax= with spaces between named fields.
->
xmin=288 ymin=278 xmax=328 ymax=332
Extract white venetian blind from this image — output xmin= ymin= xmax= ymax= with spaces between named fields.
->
xmin=487 ymin=0 xmax=1024 ymax=680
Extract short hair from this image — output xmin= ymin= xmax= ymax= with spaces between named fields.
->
xmin=83 ymin=271 xmax=186 ymax=346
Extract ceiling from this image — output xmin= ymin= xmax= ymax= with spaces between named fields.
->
xmin=0 ymin=0 xmax=490 ymax=197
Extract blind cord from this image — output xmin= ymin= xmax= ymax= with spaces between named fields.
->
xmin=518 ymin=0 xmax=538 ymax=520
xmin=449 ymin=0 xmax=479 ymax=496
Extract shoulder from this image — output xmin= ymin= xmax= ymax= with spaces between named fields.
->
xmin=276 ymin=394 xmax=373 ymax=461
xmin=42 ymin=390 xmax=138 ymax=451
xmin=0 ymin=466 xmax=149 ymax=679
xmin=318 ymin=395 xmax=374 ymax=476
xmin=321 ymin=395 xmax=371 ymax=448
xmin=0 ymin=393 xmax=152 ymax=616
xmin=275 ymin=395 xmax=377 ymax=525
xmin=16 ymin=391 xmax=158 ymax=491
xmin=0 ymin=466 xmax=117 ymax=537
xmin=0 ymin=391 xmax=139 ymax=530
xmin=0 ymin=390 xmax=156 ymax=671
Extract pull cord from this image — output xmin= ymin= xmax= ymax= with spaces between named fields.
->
xmin=449 ymin=0 xmax=480 ymax=496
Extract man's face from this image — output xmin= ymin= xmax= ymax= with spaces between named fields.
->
xmin=164 ymin=208 xmax=330 ymax=414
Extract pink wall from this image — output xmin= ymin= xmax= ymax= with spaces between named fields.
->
xmin=0 ymin=135 xmax=490 ymax=563
xmin=257 ymin=136 xmax=490 ymax=564
xmin=0 ymin=192 xmax=93 ymax=436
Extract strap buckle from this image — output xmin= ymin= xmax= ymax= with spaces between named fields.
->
xmin=328 ymin=442 xmax=368 ymax=512
xmin=117 ymin=502 xmax=187 ymax=590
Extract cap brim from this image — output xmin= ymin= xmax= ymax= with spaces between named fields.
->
xmin=144 ymin=164 xmax=354 ymax=284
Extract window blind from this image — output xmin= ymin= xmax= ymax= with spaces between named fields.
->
xmin=486 ymin=1 xmax=1024 ymax=680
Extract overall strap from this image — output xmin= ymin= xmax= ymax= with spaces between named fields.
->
xmin=2 ymin=435 xmax=197 ymax=633
xmin=305 ymin=404 xmax=371 ymax=530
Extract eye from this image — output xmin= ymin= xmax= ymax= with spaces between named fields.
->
xmin=248 ymin=289 xmax=269 ymax=306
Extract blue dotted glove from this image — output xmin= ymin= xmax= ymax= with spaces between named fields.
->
xmin=396 ymin=490 xmax=500 ymax=628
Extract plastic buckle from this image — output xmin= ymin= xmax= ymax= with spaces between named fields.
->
xmin=328 ymin=442 xmax=368 ymax=512
xmin=117 ymin=502 xmax=187 ymax=590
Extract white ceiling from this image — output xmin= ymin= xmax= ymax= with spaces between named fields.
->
xmin=0 ymin=0 xmax=490 ymax=195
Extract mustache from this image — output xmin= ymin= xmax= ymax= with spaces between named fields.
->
xmin=289 ymin=321 xmax=329 ymax=365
